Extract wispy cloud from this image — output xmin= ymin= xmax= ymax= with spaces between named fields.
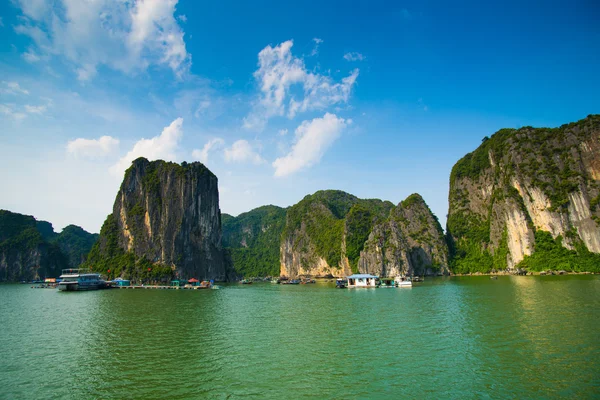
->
xmin=273 ymin=113 xmax=349 ymax=177
xmin=1 ymin=81 xmax=29 ymax=95
xmin=110 ymin=117 xmax=184 ymax=177
xmin=343 ymin=52 xmax=365 ymax=62
xmin=13 ymin=0 xmax=191 ymax=81
xmin=310 ymin=38 xmax=323 ymax=56
xmin=192 ymin=138 xmax=224 ymax=164
xmin=0 ymin=104 xmax=27 ymax=121
xmin=67 ymin=136 xmax=120 ymax=158
xmin=224 ymin=140 xmax=265 ymax=165
xmin=24 ymin=104 xmax=47 ymax=114
xmin=243 ymin=40 xmax=359 ymax=131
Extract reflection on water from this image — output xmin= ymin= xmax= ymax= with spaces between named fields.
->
xmin=0 ymin=276 xmax=598 ymax=399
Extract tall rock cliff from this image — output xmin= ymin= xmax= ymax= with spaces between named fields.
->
xmin=447 ymin=114 xmax=600 ymax=273
xmin=280 ymin=190 xmax=448 ymax=277
xmin=86 ymin=158 xmax=231 ymax=281
xmin=222 ymin=205 xmax=286 ymax=277
xmin=359 ymin=194 xmax=449 ymax=277
xmin=0 ymin=210 xmax=96 ymax=281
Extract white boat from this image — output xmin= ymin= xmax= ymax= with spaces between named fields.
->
xmin=346 ymin=274 xmax=378 ymax=288
xmin=58 ymin=269 xmax=110 ymax=291
xmin=395 ymin=276 xmax=412 ymax=287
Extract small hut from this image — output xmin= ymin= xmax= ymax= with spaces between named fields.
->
xmin=346 ymin=274 xmax=378 ymax=288
xmin=188 ymin=278 xmax=200 ymax=287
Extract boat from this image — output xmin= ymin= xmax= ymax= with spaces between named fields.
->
xmin=240 ymin=279 xmax=253 ymax=284
xmin=395 ymin=275 xmax=412 ymax=287
xmin=335 ymin=278 xmax=347 ymax=288
xmin=346 ymin=274 xmax=378 ymax=288
xmin=379 ymin=278 xmax=395 ymax=287
xmin=197 ymin=280 xmax=213 ymax=289
xmin=58 ymin=269 xmax=110 ymax=291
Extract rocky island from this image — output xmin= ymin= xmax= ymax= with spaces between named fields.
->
xmin=447 ymin=114 xmax=600 ymax=273
xmin=84 ymin=157 xmax=234 ymax=281
xmin=1 ymin=115 xmax=599 ymax=282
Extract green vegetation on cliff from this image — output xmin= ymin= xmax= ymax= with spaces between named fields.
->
xmin=222 ymin=205 xmax=286 ymax=277
xmin=447 ymin=114 xmax=600 ymax=273
xmin=517 ymin=230 xmax=600 ymax=272
xmin=0 ymin=210 xmax=97 ymax=281
xmin=284 ymin=190 xmax=394 ymax=270
xmin=84 ymin=214 xmax=173 ymax=281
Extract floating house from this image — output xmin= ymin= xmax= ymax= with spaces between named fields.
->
xmin=113 ymin=278 xmax=130 ymax=287
xmin=170 ymin=280 xmax=181 ymax=287
xmin=346 ymin=274 xmax=378 ymax=288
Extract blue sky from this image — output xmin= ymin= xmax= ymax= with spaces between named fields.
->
xmin=1 ymin=0 xmax=599 ymax=233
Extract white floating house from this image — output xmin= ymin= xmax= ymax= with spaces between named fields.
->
xmin=346 ymin=274 xmax=378 ymax=288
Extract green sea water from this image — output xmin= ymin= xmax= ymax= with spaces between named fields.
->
xmin=1 ymin=276 xmax=599 ymax=399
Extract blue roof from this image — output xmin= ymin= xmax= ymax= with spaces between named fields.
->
xmin=346 ymin=274 xmax=378 ymax=279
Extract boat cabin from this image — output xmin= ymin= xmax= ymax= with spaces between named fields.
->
xmin=113 ymin=278 xmax=130 ymax=287
xmin=346 ymin=274 xmax=378 ymax=288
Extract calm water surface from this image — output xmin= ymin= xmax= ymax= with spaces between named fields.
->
xmin=1 ymin=276 xmax=599 ymax=399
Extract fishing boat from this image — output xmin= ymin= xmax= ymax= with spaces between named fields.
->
xmin=380 ymin=278 xmax=395 ymax=287
xmin=395 ymin=275 xmax=412 ymax=287
xmin=240 ymin=279 xmax=253 ymax=284
xmin=335 ymin=278 xmax=347 ymax=288
xmin=58 ymin=269 xmax=110 ymax=291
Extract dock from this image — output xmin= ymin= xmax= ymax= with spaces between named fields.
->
xmin=117 ymin=285 xmax=211 ymax=290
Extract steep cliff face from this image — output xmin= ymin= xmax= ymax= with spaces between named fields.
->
xmin=54 ymin=225 xmax=98 ymax=269
xmin=447 ymin=115 xmax=600 ymax=273
xmin=0 ymin=210 xmax=92 ymax=281
xmin=86 ymin=158 xmax=231 ymax=281
xmin=359 ymin=194 xmax=449 ymax=277
xmin=222 ymin=205 xmax=286 ymax=277
xmin=280 ymin=190 xmax=447 ymax=277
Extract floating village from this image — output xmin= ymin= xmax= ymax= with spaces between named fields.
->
xmin=29 ymin=269 xmax=420 ymax=291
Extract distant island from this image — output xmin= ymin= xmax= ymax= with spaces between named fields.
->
xmin=1 ymin=114 xmax=599 ymax=282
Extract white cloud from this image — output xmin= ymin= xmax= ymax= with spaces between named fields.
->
xmin=224 ymin=140 xmax=265 ymax=165
xmin=1 ymin=81 xmax=29 ymax=95
xmin=343 ymin=52 xmax=365 ymax=62
xmin=66 ymin=135 xmax=120 ymax=158
xmin=0 ymin=104 xmax=27 ymax=121
xmin=22 ymin=48 xmax=42 ymax=63
xmin=14 ymin=0 xmax=190 ymax=80
xmin=24 ymin=104 xmax=47 ymax=114
xmin=76 ymin=64 xmax=97 ymax=82
xmin=110 ymin=117 xmax=183 ymax=177
xmin=288 ymin=68 xmax=358 ymax=118
xmin=243 ymin=40 xmax=359 ymax=130
xmin=310 ymin=37 xmax=323 ymax=56
xmin=278 ymin=129 xmax=288 ymax=136
xmin=194 ymin=99 xmax=212 ymax=117
xmin=273 ymin=113 xmax=348 ymax=177
xmin=192 ymin=138 xmax=224 ymax=164
xmin=178 ymin=14 xmax=187 ymax=23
